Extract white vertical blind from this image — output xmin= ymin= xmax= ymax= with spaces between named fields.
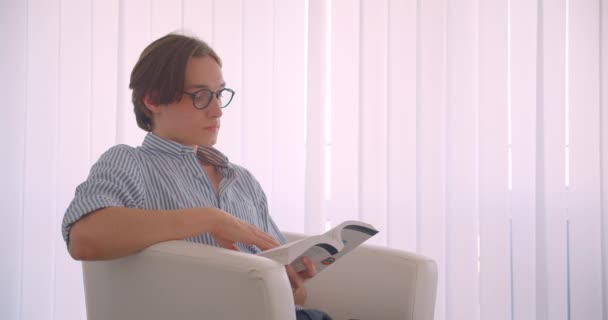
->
xmin=539 ymin=0 xmax=569 ymax=319
xmin=417 ymin=0 xmax=448 ymax=318
xmin=2 ymin=1 xmax=608 ymax=319
xmin=510 ymin=1 xmax=538 ymax=319
xmin=359 ymin=0 xmax=389 ymax=246
xmin=183 ymin=0 xmax=213 ymax=42
xmin=305 ymin=0 xmax=328 ymax=235
xmin=328 ymin=0 xmax=360 ymax=230
xmin=387 ymin=0 xmax=417 ymax=252
xmin=445 ymin=0 xmax=479 ymax=319
xmin=117 ymin=0 xmax=149 ymax=147
xmin=54 ymin=0 xmax=92 ymax=317
xmin=567 ymin=0 xmax=603 ymax=318
xmin=150 ymin=0 xmax=182 ymax=39
xmin=602 ymin=0 xmax=608 ymax=317
xmin=271 ymin=0 xmax=307 ymax=233
xmin=478 ymin=1 xmax=511 ymax=320
xmin=0 ymin=0 xmax=27 ymax=318
xmin=212 ymin=0 xmax=243 ymax=163
xmin=21 ymin=1 xmax=62 ymax=319
xmin=91 ymin=0 xmax=119 ymax=161
xmin=242 ymin=0 xmax=274 ymax=201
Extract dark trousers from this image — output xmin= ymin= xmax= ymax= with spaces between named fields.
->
xmin=296 ymin=309 xmax=333 ymax=320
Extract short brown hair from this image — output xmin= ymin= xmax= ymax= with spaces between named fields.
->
xmin=129 ymin=33 xmax=222 ymax=131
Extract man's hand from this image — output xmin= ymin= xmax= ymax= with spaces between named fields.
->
xmin=286 ymin=256 xmax=317 ymax=305
xmin=209 ymin=209 xmax=280 ymax=251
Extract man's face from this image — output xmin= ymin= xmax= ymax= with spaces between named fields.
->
xmin=151 ymin=56 xmax=225 ymax=147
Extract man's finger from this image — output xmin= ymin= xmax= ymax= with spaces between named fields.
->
xmin=249 ymin=227 xmax=280 ymax=250
xmin=298 ymin=256 xmax=317 ymax=279
xmin=286 ymin=265 xmax=303 ymax=290
xmin=217 ymin=239 xmax=240 ymax=251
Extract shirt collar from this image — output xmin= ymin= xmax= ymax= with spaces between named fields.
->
xmin=142 ymin=133 xmax=230 ymax=168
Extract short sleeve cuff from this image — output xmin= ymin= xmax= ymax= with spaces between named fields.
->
xmin=61 ymin=194 xmax=123 ymax=245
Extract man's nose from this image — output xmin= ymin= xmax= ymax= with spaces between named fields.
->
xmin=207 ymin=95 xmax=223 ymax=117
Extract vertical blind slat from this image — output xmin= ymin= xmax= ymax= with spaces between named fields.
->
xmin=91 ymin=0 xmax=120 ymax=162
xmin=478 ymin=0 xmax=511 ymax=319
xmin=540 ymin=1 xmax=568 ymax=319
xmin=1 ymin=1 xmax=28 ymax=319
xmin=387 ymin=0 xmax=418 ymax=252
xmin=150 ymin=0 xmax=182 ymax=39
xmin=54 ymin=1 xmax=93 ymax=319
xmin=602 ymin=0 xmax=608 ymax=316
xmin=241 ymin=0 xmax=275 ymax=200
xmin=510 ymin=1 xmax=538 ymax=319
xmin=418 ymin=0 xmax=448 ymax=318
xmin=183 ymin=0 xmax=213 ymax=43
xmin=212 ymin=0 xmax=244 ymax=163
xmin=21 ymin=0 xmax=61 ymax=318
xmin=359 ymin=0 xmax=389 ymax=246
xmin=271 ymin=0 xmax=307 ymax=232
xmin=568 ymin=0 xmax=603 ymax=318
xmin=305 ymin=0 xmax=327 ymax=234
xmin=116 ymin=0 xmax=150 ymax=146
xmin=445 ymin=0 xmax=479 ymax=319
xmin=329 ymin=0 xmax=360 ymax=228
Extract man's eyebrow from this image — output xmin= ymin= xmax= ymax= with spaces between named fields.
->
xmin=188 ymin=84 xmax=210 ymax=90
xmin=188 ymin=82 xmax=226 ymax=90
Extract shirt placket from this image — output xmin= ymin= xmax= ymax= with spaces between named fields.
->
xmin=184 ymin=152 xmax=221 ymax=208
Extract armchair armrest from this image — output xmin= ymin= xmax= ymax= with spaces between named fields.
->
xmin=82 ymin=235 xmax=437 ymax=320
xmin=82 ymin=240 xmax=295 ymax=320
xmin=284 ymin=232 xmax=438 ymax=320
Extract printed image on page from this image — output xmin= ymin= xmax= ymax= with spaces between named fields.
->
xmin=291 ymin=244 xmax=339 ymax=273
xmin=331 ymin=225 xmax=378 ymax=261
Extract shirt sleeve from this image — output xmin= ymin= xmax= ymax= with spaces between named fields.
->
xmin=244 ymin=169 xmax=288 ymax=245
xmin=257 ymin=187 xmax=288 ymax=245
xmin=61 ymin=144 xmax=145 ymax=245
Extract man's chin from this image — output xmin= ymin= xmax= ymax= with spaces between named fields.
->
xmin=199 ymin=138 xmax=217 ymax=147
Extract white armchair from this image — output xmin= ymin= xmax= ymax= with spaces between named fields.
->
xmin=82 ymin=232 xmax=437 ymax=320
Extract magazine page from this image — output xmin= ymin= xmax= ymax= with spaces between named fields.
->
xmin=331 ymin=223 xmax=378 ymax=261
xmin=289 ymin=243 xmax=341 ymax=273
xmin=258 ymin=220 xmax=378 ymax=274
xmin=292 ymin=221 xmax=378 ymax=273
xmin=258 ymin=235 xmax=341 ymax=266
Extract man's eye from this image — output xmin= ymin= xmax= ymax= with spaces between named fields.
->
xmin=197 ymin=91 xmax=210 ymax=99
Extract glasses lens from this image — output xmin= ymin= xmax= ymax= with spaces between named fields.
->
xmin=194 ymin=90 xmax=213 ymax=109
xmin=219 ymin=89 xmax=234 ymax=108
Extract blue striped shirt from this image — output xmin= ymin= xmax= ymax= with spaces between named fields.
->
xmin=61 ymin=133 xmax=287 ymax=250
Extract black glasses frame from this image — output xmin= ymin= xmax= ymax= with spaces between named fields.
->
xmin=183 ymin=88 xmax=235 ymax=110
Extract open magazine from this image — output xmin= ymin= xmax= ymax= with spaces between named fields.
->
xmin=258 ymin=220 xmax=378 ymax=274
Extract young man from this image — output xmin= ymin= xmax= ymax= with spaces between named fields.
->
xmin=62 ymin=33 xmax=331 ymax=320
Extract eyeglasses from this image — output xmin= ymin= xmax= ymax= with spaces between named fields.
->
xmin=182 ymin=88 xmax=235 ymax=110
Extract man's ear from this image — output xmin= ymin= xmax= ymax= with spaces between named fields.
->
xmin=143 ymin=93 xmax=162 ymax=114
